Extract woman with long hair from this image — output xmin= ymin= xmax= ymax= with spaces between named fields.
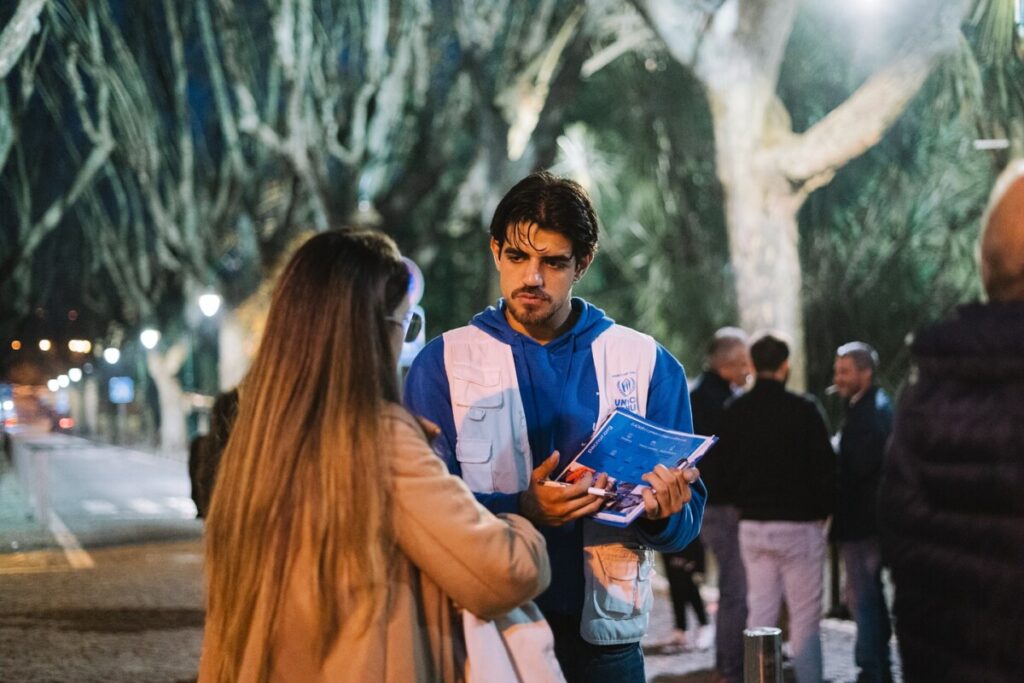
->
xmin=199 ymin=229 xmax=550 ymax=682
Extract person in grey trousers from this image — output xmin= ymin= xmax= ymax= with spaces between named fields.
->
xmin=689 ymin=328 xmax=751 ymax=683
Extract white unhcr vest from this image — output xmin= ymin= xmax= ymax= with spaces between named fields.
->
xmin=443 ymin=323 xmax=660 ymax=645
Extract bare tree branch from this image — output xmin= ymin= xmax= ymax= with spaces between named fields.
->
xmin=775 ymin=0 xmax=970 ymax=186
xmin=0 ymin=0 xmax=47 ymax=79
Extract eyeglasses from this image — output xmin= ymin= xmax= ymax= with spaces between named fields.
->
xmin=386 ymin=308 xmax=423 ymax=343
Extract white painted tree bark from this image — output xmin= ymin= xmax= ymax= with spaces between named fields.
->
xmin=0 ymin=0 xmax=46 ymax=79
xmin=146 ymin=343 xmax=189 ymax=453
xmin=634 ymin=0 xmax=969 ymax=388
xmin=217 ymin=309 xmax=249 ymax=391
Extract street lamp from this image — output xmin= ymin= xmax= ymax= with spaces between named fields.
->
xmin=47 ymin=379 xmax=59 ymax=392
xmin=39 ymin=339 xmax=52 ymax=351
xmin=198 ymin=292 xmax=222 ymax=318
xmin=140 ymin=328 xmax=161 ymax=349
xmin=103 ymin=347 xmax=121 ymax=365
xmin=69 ymin=368 xmax=83 ymax=382
xmin=58 ymin=374 xmax=70 ymax=388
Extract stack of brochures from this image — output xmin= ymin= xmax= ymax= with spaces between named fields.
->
xmin=555 ymin=408 xmax=717 ymax=528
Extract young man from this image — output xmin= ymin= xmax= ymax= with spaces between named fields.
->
xmin=714 ymin=333 xmax=835 ymax=683
xmin=404 ymin=171 xmax=706 ymax=683
xmin=831 ymin=342 xmax=893 ymax=683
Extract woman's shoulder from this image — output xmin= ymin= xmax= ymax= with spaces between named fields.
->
xmin=380 ymin=404 xmax=449 ymax=480
xmin=382 ymin=402 xmax=418 ymax=427
xmin=381 ymin=403 xmax=435 ymax=449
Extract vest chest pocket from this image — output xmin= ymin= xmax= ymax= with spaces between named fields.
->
xmin=451 ymin=365 xmax=505 ymax=439
xmin=584 ymin=544 xmax=654 ymax=619
xmin=455 ymin=438 xmax=495 ymax=493
xmin=452 ymin=365 xmax=502 ymax=404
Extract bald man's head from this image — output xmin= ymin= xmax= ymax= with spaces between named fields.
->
xmin=981 ymin=160 xmax=1024 ymax=302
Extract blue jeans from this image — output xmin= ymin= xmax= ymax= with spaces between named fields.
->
xmin=840 ymin=538 xmax=892 ymax=682
xmin=740 ymin=520 xmax=827 ymax=683
xmin=544 ymin=612 xmax=645 ymax=683
xmin=702 ymin=504 xmax=747 ymax=683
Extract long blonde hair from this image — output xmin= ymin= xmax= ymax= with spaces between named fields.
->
xmin=204 ymin=229 xmax=409 ymax=682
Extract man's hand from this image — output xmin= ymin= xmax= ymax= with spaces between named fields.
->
xmin=641 ymin=464 xmax=700 ymax=521
xmin=519 ymin=452 xmax=609 ymax=527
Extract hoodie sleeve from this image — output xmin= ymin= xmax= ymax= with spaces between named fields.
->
xmin=635 ymin=344 xmax=707 ymax=551
xmin=403 ymin=336 xmax=523 ymax=516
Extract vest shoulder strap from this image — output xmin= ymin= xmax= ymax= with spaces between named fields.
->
xmin=592 ymin=325 xmax=657 ymax=421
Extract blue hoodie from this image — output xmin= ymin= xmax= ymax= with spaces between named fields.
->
xmin=404 ymin=298 xmax=706 ymax=615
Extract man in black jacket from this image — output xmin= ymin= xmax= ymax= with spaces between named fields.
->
xmin=688 ymin=328 xmax=750 ymax=683
xmin=715 ymin=333 xmax=835 ymax=683
xmin=881 ymin=160 xmax=1024 ymax=682
xmin=830 ymin=342 xmax=892 ymax=683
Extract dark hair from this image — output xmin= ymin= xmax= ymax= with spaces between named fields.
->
xmin=750 ymin=332 xmax=790 ymax=373
xmin=489 ymin=171 xmax=599 ymax=263
xmin=836 ymin=341 xmax=878 ymax=373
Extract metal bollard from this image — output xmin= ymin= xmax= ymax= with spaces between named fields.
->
xmin=743 ymin=626 xmax=782 ymax=683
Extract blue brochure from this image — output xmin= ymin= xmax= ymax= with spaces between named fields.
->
xmin=555 ymin=408 xmax=717 ymax=528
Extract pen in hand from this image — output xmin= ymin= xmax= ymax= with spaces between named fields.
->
xmin=541 ymin=480 xmax=617 ymax=499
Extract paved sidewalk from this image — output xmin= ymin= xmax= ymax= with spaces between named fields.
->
xmin=0 ymin=459 xmax=61 ymax=564
xmin=643 ymin=581 xmax=902 ymax=683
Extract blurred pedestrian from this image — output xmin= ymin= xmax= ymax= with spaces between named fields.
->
xmin=830 ymin=342 xmax=893 ymax=683
xmin=881 ymin=160 xmax=1024 ymax=682
xmin=188 ymin=387 xmax=239 ymax=519
xmin=199 ymin=229 xmax=550 ymax=683
xmin=714 ymin=332 xmax=836 ymax=683
xmin=664 ymin=536 xmax=713 ymax=650
xmin=684 ymin=327 xmax=750 ymax=682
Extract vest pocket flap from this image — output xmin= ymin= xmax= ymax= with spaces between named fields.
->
xmin=596 ymin=547 xmax=641 ymax=581
xmin=451 ymin=365 xmax=503 ymax=408
xmin=456 ymin=438 xmax=493 ymax=464
xmin=450 ymin=364 xmax=500 ymax=387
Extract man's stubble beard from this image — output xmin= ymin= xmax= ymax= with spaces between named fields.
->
xmin=507 ymin=299 xmax=558 ymax=327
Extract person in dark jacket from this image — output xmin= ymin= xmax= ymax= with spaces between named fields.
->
xmin=189 ymin=387 xmax=239 ymax=518
xmin=880 ymin=160 xmax=1024 ymax=683
xmin=681 ymin=328 xmax=750 ymax=681
xmin=830 ymin=342 xmax=893 ymax=683
xmin=715 ymin=332 xmax=836 ymax=683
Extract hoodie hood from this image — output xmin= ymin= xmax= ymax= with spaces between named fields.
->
xmin=469 ymin=297 xmax=615 ymax=348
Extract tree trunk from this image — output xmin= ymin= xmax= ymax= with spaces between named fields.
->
xmin=146 ymin=343 xmax=188 ymax=453
xmin=636 ymin=0 xmax=967 ymax=390
xmin=82 ymin=377 xmax=99 ymax=436
xmin=217 ymin=309 xmax=249 ymax=391
xmin=714 ymin=123 xmax=807 ymax=388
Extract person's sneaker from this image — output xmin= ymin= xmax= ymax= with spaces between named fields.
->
xmin=695 ymin=624 xmax=715 ymax=650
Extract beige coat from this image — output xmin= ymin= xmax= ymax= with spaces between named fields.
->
xmin=198 ymin=406 xmax=550 ymax=682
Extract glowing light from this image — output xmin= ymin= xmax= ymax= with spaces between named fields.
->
xmin=140 ymin=328 xmax=161 ymax=349
xmin=2 ymin=400 xmax=13 ymax=411
xmin=68 ymin=339 xmax=93 ymax=353
xmin=58 ymin=374 xmax=70 ymax=388
xmin=198 ymin=292 xmax=222 ymax=317
xmin=58 ymin=417 xmax=75 ymax=430
xmin=47 ymin=379 xmax=60 ymax=392
xmin=10 ymin=340 xmax=21 ymax=350
xmin=103 ymin=347 xmax=121 ymax=364
xmin=69 ymin=368 xmax=83 ymax=382
xmin=39 ymin=339 xmax=52 ymax=351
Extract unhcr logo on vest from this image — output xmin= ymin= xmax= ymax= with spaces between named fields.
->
xmin=613 ymin=373 xmax=640 ymax=412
